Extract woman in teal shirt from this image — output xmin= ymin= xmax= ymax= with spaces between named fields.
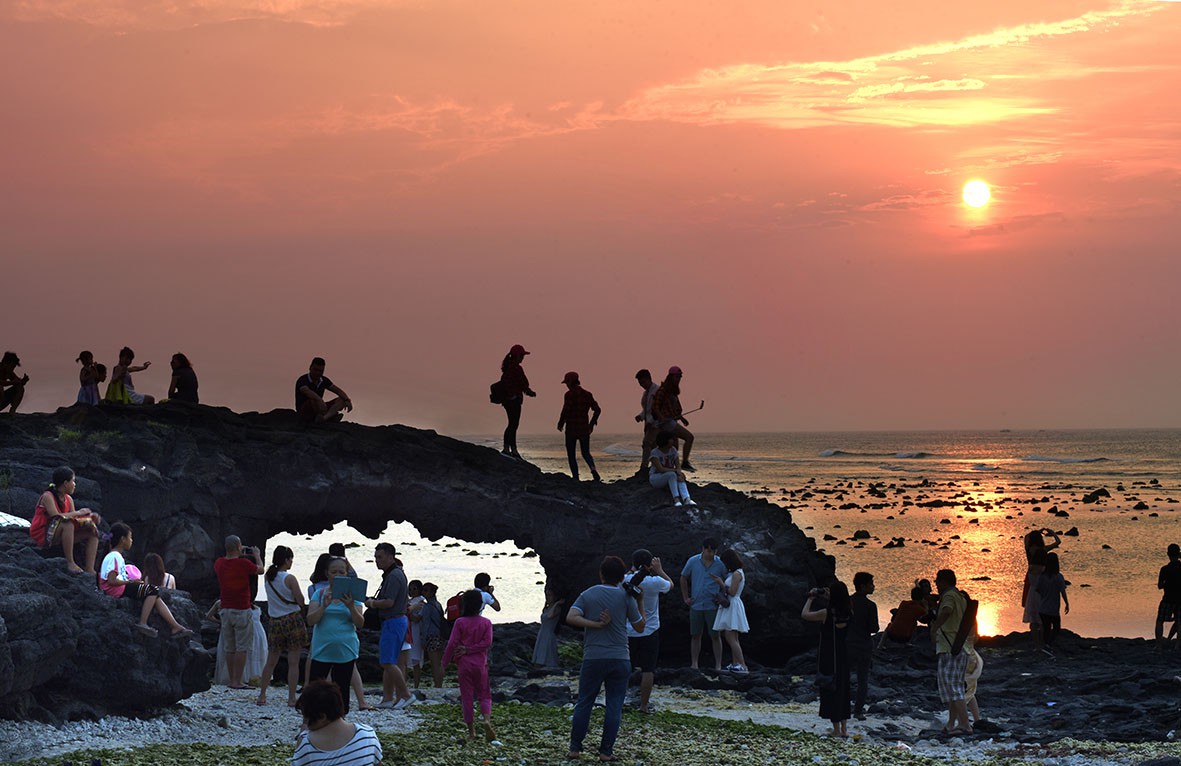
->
xmin=306 ymin=557 xmax=365 ymax=713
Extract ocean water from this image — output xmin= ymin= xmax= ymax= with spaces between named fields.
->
xmin=274 ymin=429 xmax=1181 ymax=639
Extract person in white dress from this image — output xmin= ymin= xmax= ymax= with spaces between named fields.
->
xmin=711 ymin=549 xmax=750 ymax=674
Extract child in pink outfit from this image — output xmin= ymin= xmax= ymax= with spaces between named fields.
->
xmin=442 ymin=589 xmax=497 ymax=742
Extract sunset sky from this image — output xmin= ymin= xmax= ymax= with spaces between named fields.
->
xmin=4 ymin=0 xmax=1179 ymax=434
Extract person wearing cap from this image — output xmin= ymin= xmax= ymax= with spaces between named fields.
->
xmin=557 ymin=371 xmax=602 ymax=482
xmin=365 ymin=542 xmax=414 ymax=709
xmin=633 ymin=369 xmax=661 ymax=477
xmin=0 ymin=351 xmax=29 ymax=413
xmin=498 ymin=344 xmax=536 ymax=461
xmin=651 ymin=366 xmax=696 ymax=471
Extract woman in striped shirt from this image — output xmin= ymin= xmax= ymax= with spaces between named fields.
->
xmin=293 ymin=680 xmax=382 ymax=766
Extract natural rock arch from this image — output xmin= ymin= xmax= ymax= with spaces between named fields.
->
xmin=2 ymin=406 xmax=835 ymax=661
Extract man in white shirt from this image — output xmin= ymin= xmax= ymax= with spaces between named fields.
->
xmin=633 ymin=369 xmax=661 ymax=476
xmin=625 ymin=549 xmax=672 ymax=713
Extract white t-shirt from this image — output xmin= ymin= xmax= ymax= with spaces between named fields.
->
xmin=100 ymin=550 xmax=128 ymax=584
xmin=479 ymin=589 xmax=496 ymax=614
xmin=626 ymin=574 xmax=672 ymax=638
xmin=292 ymin=722 xmax=382 ymax=766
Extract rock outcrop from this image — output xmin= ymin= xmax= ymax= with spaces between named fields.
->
xmin=1 ymin=406 xmax=834 ymax=695
xmin=0 ymin=526 xmax=210 ymax=721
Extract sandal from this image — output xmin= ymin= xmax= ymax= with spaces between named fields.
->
xmin=134 ymin=624 xmax=158 ymax=638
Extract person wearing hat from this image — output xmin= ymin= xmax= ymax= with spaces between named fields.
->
xmin=366 ymin=542 xmax=415 ymax=709
xmin=0 ymin=351 xmax=28 ymax=413
xmin=498 ymin=344 xmax=536 ymax=461
xmin=651 ymin=366 xmax=696 ymax=471
xmin=557 ymin=371 xmax=602 ymax=482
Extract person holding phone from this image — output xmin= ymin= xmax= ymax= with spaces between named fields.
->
xmin=214 ymin=535 xmax=265 ymax=690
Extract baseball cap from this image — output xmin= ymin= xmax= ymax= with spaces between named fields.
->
xmin=668 ymin=365 xmax=682 ymax=376
xmin=509 ymin=344 xmax=530 ymax=356
xmin=562 ymin=371 xmax=580 ymax=385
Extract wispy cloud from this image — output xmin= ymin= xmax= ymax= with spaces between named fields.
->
xmin=618 ymin=1 xmax=1165 ymax=130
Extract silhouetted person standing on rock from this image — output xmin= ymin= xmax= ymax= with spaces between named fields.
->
xmin=633 ymin=369 xmax=660 ymax=476
xmin=0 ymin=351 xmax=28 ymax=413
xmin=1156 ymin=544 xmax=1181 ymax=648
xmin=296 ymin=357 xmax=352 ymax=422
xmin=652 ymin=366 xmax=695 ymax=471
xmin=557 ymin=371 xmax=601 ymax=482
xmin=499 ymin=344 xmax=535 ymax=461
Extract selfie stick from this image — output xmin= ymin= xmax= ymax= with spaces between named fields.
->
xmin=682 ymin=399 xmax=706 ymax=416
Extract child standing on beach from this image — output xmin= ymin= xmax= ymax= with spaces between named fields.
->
xmin=442 ymin=590 xmax=497 ymax=742
xmin=1036 ymin=552 xmax=1069 ymax=658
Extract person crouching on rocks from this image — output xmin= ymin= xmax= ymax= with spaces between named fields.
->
xmin=649 ymin=431 xmax=696 ymax=507
xmin=29 ymin=466 xmax=103 ymax=575
xmin=100 ymin=522 xmax=193 ymax=639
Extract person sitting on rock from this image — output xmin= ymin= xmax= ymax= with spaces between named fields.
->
xmin=142 ymin=552 xmax=177 ymax=589
xmin=295 ymin=356 xmax=353 ymax=422
xmin=878 ymin=584 xmax=929 ymax=647
xmin=28 ymin=466 xmax=103 ymax=574
xmin=100 ymin=522 xmax=193 ymax=639
xmin=293 ymin=680 xmax=383 ymax=766
xmin=76 ymin=350 xmax=102 ymax=406
xmin=105 ymin=346 xmax=155 ymax=405
xmin=649 ymin=431 xmax=695 ymax=507
xmin=166 ymin=352 xmax=199 ymax=404
xmin=0 ymin=351 xmax=28 ymax=413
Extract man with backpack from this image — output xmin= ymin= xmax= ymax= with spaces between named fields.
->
xmin=930 ymin=568 xmax=975 ymax=735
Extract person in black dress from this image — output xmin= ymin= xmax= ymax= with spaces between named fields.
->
xmin=803 ymin=579 xmax=851 ymax=737
xmin=168 ymin=353 xmax=200 ymax=404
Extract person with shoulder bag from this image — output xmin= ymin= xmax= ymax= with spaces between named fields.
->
xmin=257 ymin=546 xmax=308 ymax=707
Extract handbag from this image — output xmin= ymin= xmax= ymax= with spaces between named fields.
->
xmin=712 ymin=590 xmax=731 ymax=608
xmin=266 ymin=576 xmax=308 ymax=620
xmin=814 ymin=613 xmax=838 ymax=693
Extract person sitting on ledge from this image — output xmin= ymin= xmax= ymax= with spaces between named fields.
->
xmin=0 ymin=351 xmax=28 ymax=413
xmin=28 ymin=466 xmax=103 ymax=574
xmin=105 ymin=346 xmax=155 ymax=405
xmin=167 ymin=352 xmax=199 ymax=404
xmin=296 ymin=356 xmax=353 ymax=423
xmin=100 ymin=522 xmax=193 ymax=639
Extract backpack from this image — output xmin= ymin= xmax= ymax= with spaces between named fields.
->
xmin=947 ymin=589 xmax=979 ymax=657
xmin=489 ymin=380 xmax=507 ymax=404
xmin=445 ymin=591 xmax=464 ymax=621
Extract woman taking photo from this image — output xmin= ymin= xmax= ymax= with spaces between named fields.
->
xmin=802 ymin=580 xmax=852 ymax=737
xmin=499 ymin=344 xmax=535 ymax=461
xmin=306 ymin=557 xmax=365 ymax=713
xmin=257 ymin=546 xmax=308 ymax=707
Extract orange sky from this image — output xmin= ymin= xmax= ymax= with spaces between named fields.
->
xmin=3 ymin=0 xmax=1179 ymax=433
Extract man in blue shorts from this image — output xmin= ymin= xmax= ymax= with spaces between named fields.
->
xmin=365 ymin=542 xmax=414 ymax=709
xmin=679 ymin=537 xmax=726 ymax=670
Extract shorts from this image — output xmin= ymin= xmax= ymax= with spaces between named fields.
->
xmin=936 ymin=651 xmax=969 ymax=704
xmin=119 ymin=581 xmax=161 ymax=601
xmin=425 ymin=635 xmax=445 ymax=653
xmin=0 ymin=387 xmax=18 ymax=409
xmin=266 ymin=612 xmax=308 ymax=652
xmin=220 ymin=608 xmax=255 ymax=654
xmin=1157 ymin=600 xmax=1179 ymax=623
xmin=629 ymin=631 xmax=660 ymax=673
xmin=688 ymin=609 xmax=719 ymax=637
xmin=379 ymin=616 xmax=409 ymax=665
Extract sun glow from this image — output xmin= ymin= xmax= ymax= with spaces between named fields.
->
xmin=963 ymin=179 xmax=991 ymax=208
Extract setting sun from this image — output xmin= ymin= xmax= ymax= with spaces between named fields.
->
xmin=963 ymin=179 xmax=991 ymax=208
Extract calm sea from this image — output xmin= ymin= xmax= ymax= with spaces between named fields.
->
xmin=274 ymin=429 xmax=1181 ymax=639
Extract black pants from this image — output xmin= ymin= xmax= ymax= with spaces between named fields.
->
xmin=848 ymin=648 xmax=871 ymax=713
xmin=1040 ymin=614 xmax=1061 ymax=647
xmin=502 ymin=400 xmax=522 ymax=452
xmin=565 ymin=433 xmax=596 ymax=478
xmin=310 ymin=659 xmax=356 ymax=714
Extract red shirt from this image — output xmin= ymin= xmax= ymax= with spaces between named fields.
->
xmin=558 ymin=386 xmax=601 ymax=438
xmin=886 ymin=599 xmax=927 ymax=639
xmin=214 ymin=556 xmax=259 ymax=609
